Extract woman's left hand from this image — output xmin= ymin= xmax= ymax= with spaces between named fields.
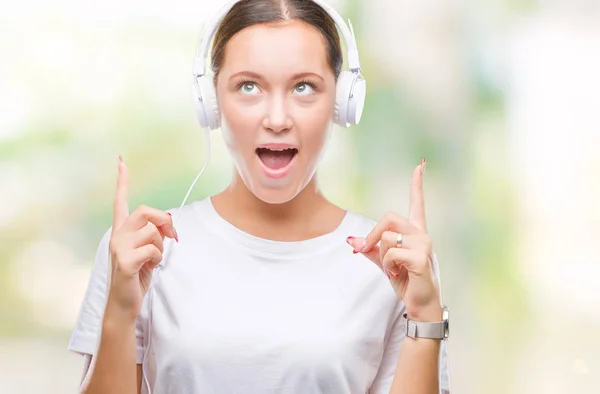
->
xmin=346 ymin=159 xmax=442 ymax=321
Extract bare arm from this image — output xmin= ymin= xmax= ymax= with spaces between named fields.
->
xmin=83 ymin=302 xmax=141 ymax=394
xmin=389 ymin=338 xmax=441 ymax=394
xmin=80 ymin=157 xmax=174 ymax=393
xmin=388 ymin=306 xmax=444 ymax=394
xmin=349 ymin=162 xmax=447 ymax=394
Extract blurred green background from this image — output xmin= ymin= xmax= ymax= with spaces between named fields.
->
xmin=1 ymin=0 xmax=599 ymax=392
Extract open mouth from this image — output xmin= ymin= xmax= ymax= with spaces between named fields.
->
xmin=255 ymin=147 xmax=298 ymax=170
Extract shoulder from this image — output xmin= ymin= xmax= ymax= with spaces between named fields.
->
xmin=163 ymin=197 xmax=210 ymax=229
xmin=163 ymin=197 xmax=206 ymax=218
xmin=344 ymin=209 xmax=378 ymax=236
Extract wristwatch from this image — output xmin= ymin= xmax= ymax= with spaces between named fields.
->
xmin=401 ymin=305 xmax=449 ymax=340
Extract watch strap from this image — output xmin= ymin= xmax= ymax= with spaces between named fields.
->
xmin=401 ymin=313 xmax=446 ymax=339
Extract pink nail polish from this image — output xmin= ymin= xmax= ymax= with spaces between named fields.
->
xmin=166 ymin=213 xmax=178 ymax=242
xmin=353 ymin=249 xmax=359 ymax=254
xmin=346 ymin=237 xmax=356 ymax=251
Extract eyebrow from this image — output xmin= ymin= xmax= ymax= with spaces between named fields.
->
xmin=229 ymin=71 xmax=325 ymax=82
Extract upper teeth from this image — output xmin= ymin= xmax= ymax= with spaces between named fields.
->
xmin=267 ymin=148 xmax=291 ymax=151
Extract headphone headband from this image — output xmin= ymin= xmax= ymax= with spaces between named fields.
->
xmin=192 ymin=0 xmax=361 ymax=78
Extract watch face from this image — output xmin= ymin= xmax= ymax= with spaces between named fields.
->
xmin=443 ymin=306 xmax=450 ymax=339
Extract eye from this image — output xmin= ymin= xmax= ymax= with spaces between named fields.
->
xmin=239 ymin=81 xmax=260 ymax=95
xmin=293 ymin=82 xmax=315 ymax=95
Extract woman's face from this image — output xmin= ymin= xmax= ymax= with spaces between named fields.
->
xmin=216 ymin=19 xmax=336 ymax=204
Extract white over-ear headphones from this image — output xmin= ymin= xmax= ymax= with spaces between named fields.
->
xmin=191 ymin=0 xmax=367 ymax=130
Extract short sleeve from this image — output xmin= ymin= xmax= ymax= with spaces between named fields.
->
xmin=369 ymin=252 xmax=451 ymax=394
xmin=67 ymin=228 xmax=147 ymax=386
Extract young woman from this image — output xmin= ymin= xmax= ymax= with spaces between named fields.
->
xmin=68 ymin=1 xmax=451 ymax=393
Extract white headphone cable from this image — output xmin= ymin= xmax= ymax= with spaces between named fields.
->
xmin=142 ymin=125 xmax=212 ymax=394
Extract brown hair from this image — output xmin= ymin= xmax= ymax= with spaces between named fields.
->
xmin=211 ymin=0 xmax=343 ymax=83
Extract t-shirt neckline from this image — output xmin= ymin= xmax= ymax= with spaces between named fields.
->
xmin=194 ymin=196 xmax=358 ymax=259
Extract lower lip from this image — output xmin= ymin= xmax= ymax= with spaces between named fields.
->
xmin=256 ymin=151 xmax=298 ymax=179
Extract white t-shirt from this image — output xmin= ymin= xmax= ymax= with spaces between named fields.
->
xmin=68 ymin=197 xmax=450 ymax=393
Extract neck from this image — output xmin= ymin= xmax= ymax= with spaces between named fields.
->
xmin=210 ymin=172 xmax=344 ymax=241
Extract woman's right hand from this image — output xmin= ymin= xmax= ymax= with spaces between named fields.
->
xmin=106 ymin=156 xmax=179 ymax=322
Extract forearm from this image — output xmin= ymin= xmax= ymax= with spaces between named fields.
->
xmin=84 ymin=302 xmax=138 ymax=394
xmin=389 ymin=337 xmax=441 ymax=394
xmin=388 ymin=306 xmax=443 ymax=394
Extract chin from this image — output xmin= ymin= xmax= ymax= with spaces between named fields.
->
xmin=251 ymin=186 xmax=302 ymax=204
xmin=243 ymin=174 xmax=309 ymax=205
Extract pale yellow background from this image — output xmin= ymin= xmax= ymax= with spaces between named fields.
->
xmin=0 ymin=0 xmax=599 ymax=393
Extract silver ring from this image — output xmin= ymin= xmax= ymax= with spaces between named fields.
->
xmin=396 ymin=233 xmax=404 ymax=247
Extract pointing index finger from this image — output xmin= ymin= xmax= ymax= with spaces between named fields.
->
xmin=408 ymin=158 xmax=427 ymax=231
xmin=112 ymin=156 xmax=130 ymax=231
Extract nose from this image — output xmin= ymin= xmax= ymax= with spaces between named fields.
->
xmin=262 ymin=95 xmax=293 ymax=133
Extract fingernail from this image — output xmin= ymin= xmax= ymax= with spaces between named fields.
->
xmin=420 ymin=158 xmax=426 ymax=176
xmin=392 ymin=272 xmax=399 ymax=278
xmin=167 ymin=213 xmax=178 ymax=242
xmin=118 ymin=155 xmax=123 ymax=163
xmin=347 ymin=236 xmax=360 ymax=253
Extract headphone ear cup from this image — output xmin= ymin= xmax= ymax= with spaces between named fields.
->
xmin=334 ymin=71 xmax=366 ymax=127
xmin=333 ymin=71 xmax=353 ymax=127
xmin=193 ymin=75 xmax=221 ymax=130
xmin=347 ymin=76 xmax=366 ymax=125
